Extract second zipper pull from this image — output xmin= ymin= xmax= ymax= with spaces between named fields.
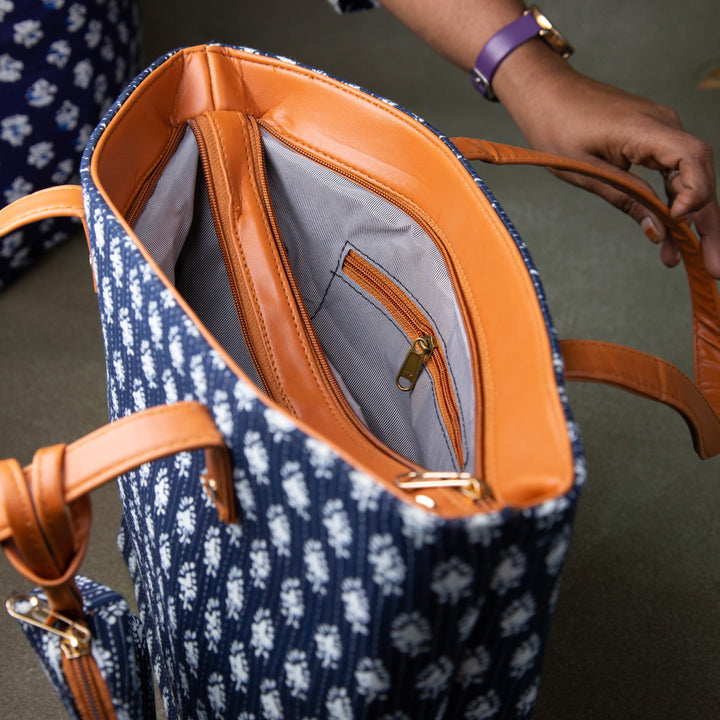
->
xmin=396 ymin=335 xmax=438 ymax=391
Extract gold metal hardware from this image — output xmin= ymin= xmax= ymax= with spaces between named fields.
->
xmin=6 ymin=594 xmax=91 ymax=658
xmin=395 ymin=471 xmax=494 ymax=502
xmin=203 ymin=474 xmax=219 ymax=502
xmin=396 ymin=335 xmax=438 ymax=391
xmin=528 ymin=5 xmax=575 ymax=59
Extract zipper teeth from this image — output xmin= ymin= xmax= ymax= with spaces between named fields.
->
xmin=188 ymin=117 xmax=271 ymax=395
xmin=344 ymin=251 xmax=464 ymax=467
xmin=245 ymin=118 xmax=416 ymax=469
xmin=75 ymin=655 xmax=104 ymax=720
xmin=126 ymin=125 xmax=186 ymax=227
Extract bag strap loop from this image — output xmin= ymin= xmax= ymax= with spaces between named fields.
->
xmin=453 ymin=136 xmax=720 ymax=458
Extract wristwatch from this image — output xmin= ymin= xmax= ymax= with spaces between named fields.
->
xmin=472 ymin=5 xmax=574 ymax=101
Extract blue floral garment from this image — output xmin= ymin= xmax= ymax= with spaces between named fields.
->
xmin=0 ymin=0 xmax=140 ymax=289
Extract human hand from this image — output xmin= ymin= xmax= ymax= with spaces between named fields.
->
xmin=497 ymin=55 xmax=720 ymax=278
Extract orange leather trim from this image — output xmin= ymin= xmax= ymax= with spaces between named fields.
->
xmin=89 ymin=46 xmax=576 ymax=511
xmin=456 ymin=137 xmax=720 ymax=459
xmin=0 ymin=402 xmax=235 ymax=545
xmin=561 ymin=339 xmax=720 ymax=459
xmin=0 ymin=184 xmax=85 ymax=233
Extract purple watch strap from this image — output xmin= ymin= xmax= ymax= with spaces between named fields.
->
xmin=472 ymin=12 xmax=541 ymax=101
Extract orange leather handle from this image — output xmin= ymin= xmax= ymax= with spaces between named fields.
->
xmin=0 ymin=184 xmax=86 ymax=234
xmin=0 ymin=401 xmax=236 ymax=546
xmin=454 ymin=137 xmax=720 ymax=459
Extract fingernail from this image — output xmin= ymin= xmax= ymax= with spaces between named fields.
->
xmin=641 ymin=216 xmax=663 ymax=243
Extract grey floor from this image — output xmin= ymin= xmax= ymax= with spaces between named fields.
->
xmin=1 ymin=1 xmax=719 ymax=718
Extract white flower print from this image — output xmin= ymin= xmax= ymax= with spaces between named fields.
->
xmin=212 ymin=389 xmax=233 ymax=437
xmin=368 ymin=534 xmax=406 ymax=596
xmin=249 ymin=539 xmax=271 ymax=589
xmin=323 ymin=499 xmax=352 ymax=558
xmin=545 ymin=527 xmax=571 ymax=576
xmin=306 ymin=437 xmax=337 ymax=478
xmin=303 ymin=538 xmax=329 ymax=594
xmin=355 ymin=657 xmax=390 ymax=703
xmin=314 ymin=624 xmax=342 ymax=669
xmin=458 ymin=603 xmax=482 ymax=641
xmin=533 ymin=496 xmax=570 ymax=531
xmin=431 ymin=557 xmax=474 ymax=605
xmin=465 ymin=690 xmax=501 ymax=720
xmin=204 ymin=598 xmax=223 ymax=653
xmin=27 ymin=141 xmax=54 ymax=169
xmin=13 ymin=20 xmax=43 ymax=48
xmin=267 ymin=504 xmax=291 ymax=557
xmin=515 ymin=680 xmax=539 ymax=717
xmin=264 ymin=407 xmax=296 ymax=441
xmin=44 ymin=0 xmax=65 ymax=8
xmin=284 ymin=649 xmax=311 ymax=700
xmin=51 ymin=158 xmax=75 ymax=184
xmin=226 ymin=566 xmax=244 ymax=621
xmin=162 ymin=369 xmax=179 ymax=405
xmin=326 ymin=687 xmax=353 ymax=720
xmin=490 ymin=546 xmax=527 ymax=596
xmin=390 ymin=611 xmax=431 ymax=657
xmin=415 ymin=656 xmax=454 ymax=700
xmin=168 ymin=326 xmax=186 ymax=375
xmin=0 ymin=1 xmax=14 ymax=23
xmin=176 ymin=497 xmax=196 ymax=544
xmin=500 ymin=593 xmax=537 ymax=637
xmin=2 ymin=114 xmax=31 ymax=147
xmin=349 ymin=470 xmax=383 ymax=512
xmin=158 ymin=533 xmax=172 ymax=577
xmin=66 ymin=2 xmax=87 ymax=31
xmin=74 ymin=123 xmax=92 ymax=152
xmin=90 ymin=645 xmax=114 ymax=678
xmin=93 ymin=74 xmax=108 ymax=106
xmin=399 ymin=502 xmax=439 ymax=549
xmin=279 ymin=578 xmax=304 ymax=629
xmin=341 ymin=578 xmax=370 ymax=635
xmin=244 ymin=430 xmax=270 ymax=484
xmin=207 ymin=672 xmax=226 ymax=717
xmin=0 ymin=231 xmax=22 ymax=258
xmin=183 ymin=630 xmax=199 ymax=675
xmin=132 ymin=378 xmax=146 ymax=411
xmin=73 ymin=59 xmax=93 ymax=90
xmin=147 ymin=301 xmax=163 ymax=347
xmin=174 ymin=451 xmax=193 ymax=479
xmin=0 ymin=54 xmax=23 ymax=82
xmin=85 ymin=18 xmax=102 ymax=48
xmin=178 ymin=562 xmax=197 ymax=610
xmin=140 ymin=340 xmax=157 ymax=388
xmin=281 ymin=461 xmax=311 ymax=520
xmin=229 ymin=640 xmax=249 ymax=691
xmin=250 ymin=608 xmax=275 ymax=660
xmin=47 ymin=39 xmax=72 ymax=68
xmin=190 ymin=354 xmax=208 ymax=403
xmin=203 ymin=526 xmax=222 ymax=578
xmin=464 ymin=513 xmax=504 ymax=547
xmin=25 ymin=78 xmax=57 ymax=108
xmin=234 ymin=379 xmax=257 ymax=411
xmin=510 ymin=633 xmax=540 ymax=679
xmin=234 ymin=472 xmax=257 ymax=521
xmin=260 ymin=679 xmax=283 ymax=720
xmin=458 ymin=646 xmax=491 ymax=687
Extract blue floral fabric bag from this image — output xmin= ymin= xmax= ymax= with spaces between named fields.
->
xmin=2 ymin=45 xmax=719 ymax=720
xmin=0 ymin=0 xmax=140 ymax=290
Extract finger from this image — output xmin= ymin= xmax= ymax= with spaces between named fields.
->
xmin=660 ymin=238 xmax=682 ymax=268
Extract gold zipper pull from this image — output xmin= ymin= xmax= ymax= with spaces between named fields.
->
xmin=396 ymin=335 xmax=438 ymax=391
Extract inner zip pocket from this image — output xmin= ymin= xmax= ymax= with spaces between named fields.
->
xmin=342 ymin=249 xmax=465 ymax=468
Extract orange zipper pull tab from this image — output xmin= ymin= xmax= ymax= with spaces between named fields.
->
xmin=396 ymin=335 xmax=437 ymax=391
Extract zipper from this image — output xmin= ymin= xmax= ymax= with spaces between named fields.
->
xmin=7 ymin=595 xmax=111 ymax=719
xmin=187 ymin=116 xmax=272 ymax=395
xmin=126 ymin=124 xmax=186 ymax=227
xmin=342 ymin=249 xmax=465 ymax=467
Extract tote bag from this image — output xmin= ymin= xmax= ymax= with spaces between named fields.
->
xmin=2 ymin=45 xmax=719 ymax=720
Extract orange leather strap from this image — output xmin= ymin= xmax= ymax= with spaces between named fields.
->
xmin=0 ymin=401 xmax=235 ymax=547
xmin=0 ymin=184 xmax=86 ymax=236
xmin=454 ymin=137 xmax=720 ymax=458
